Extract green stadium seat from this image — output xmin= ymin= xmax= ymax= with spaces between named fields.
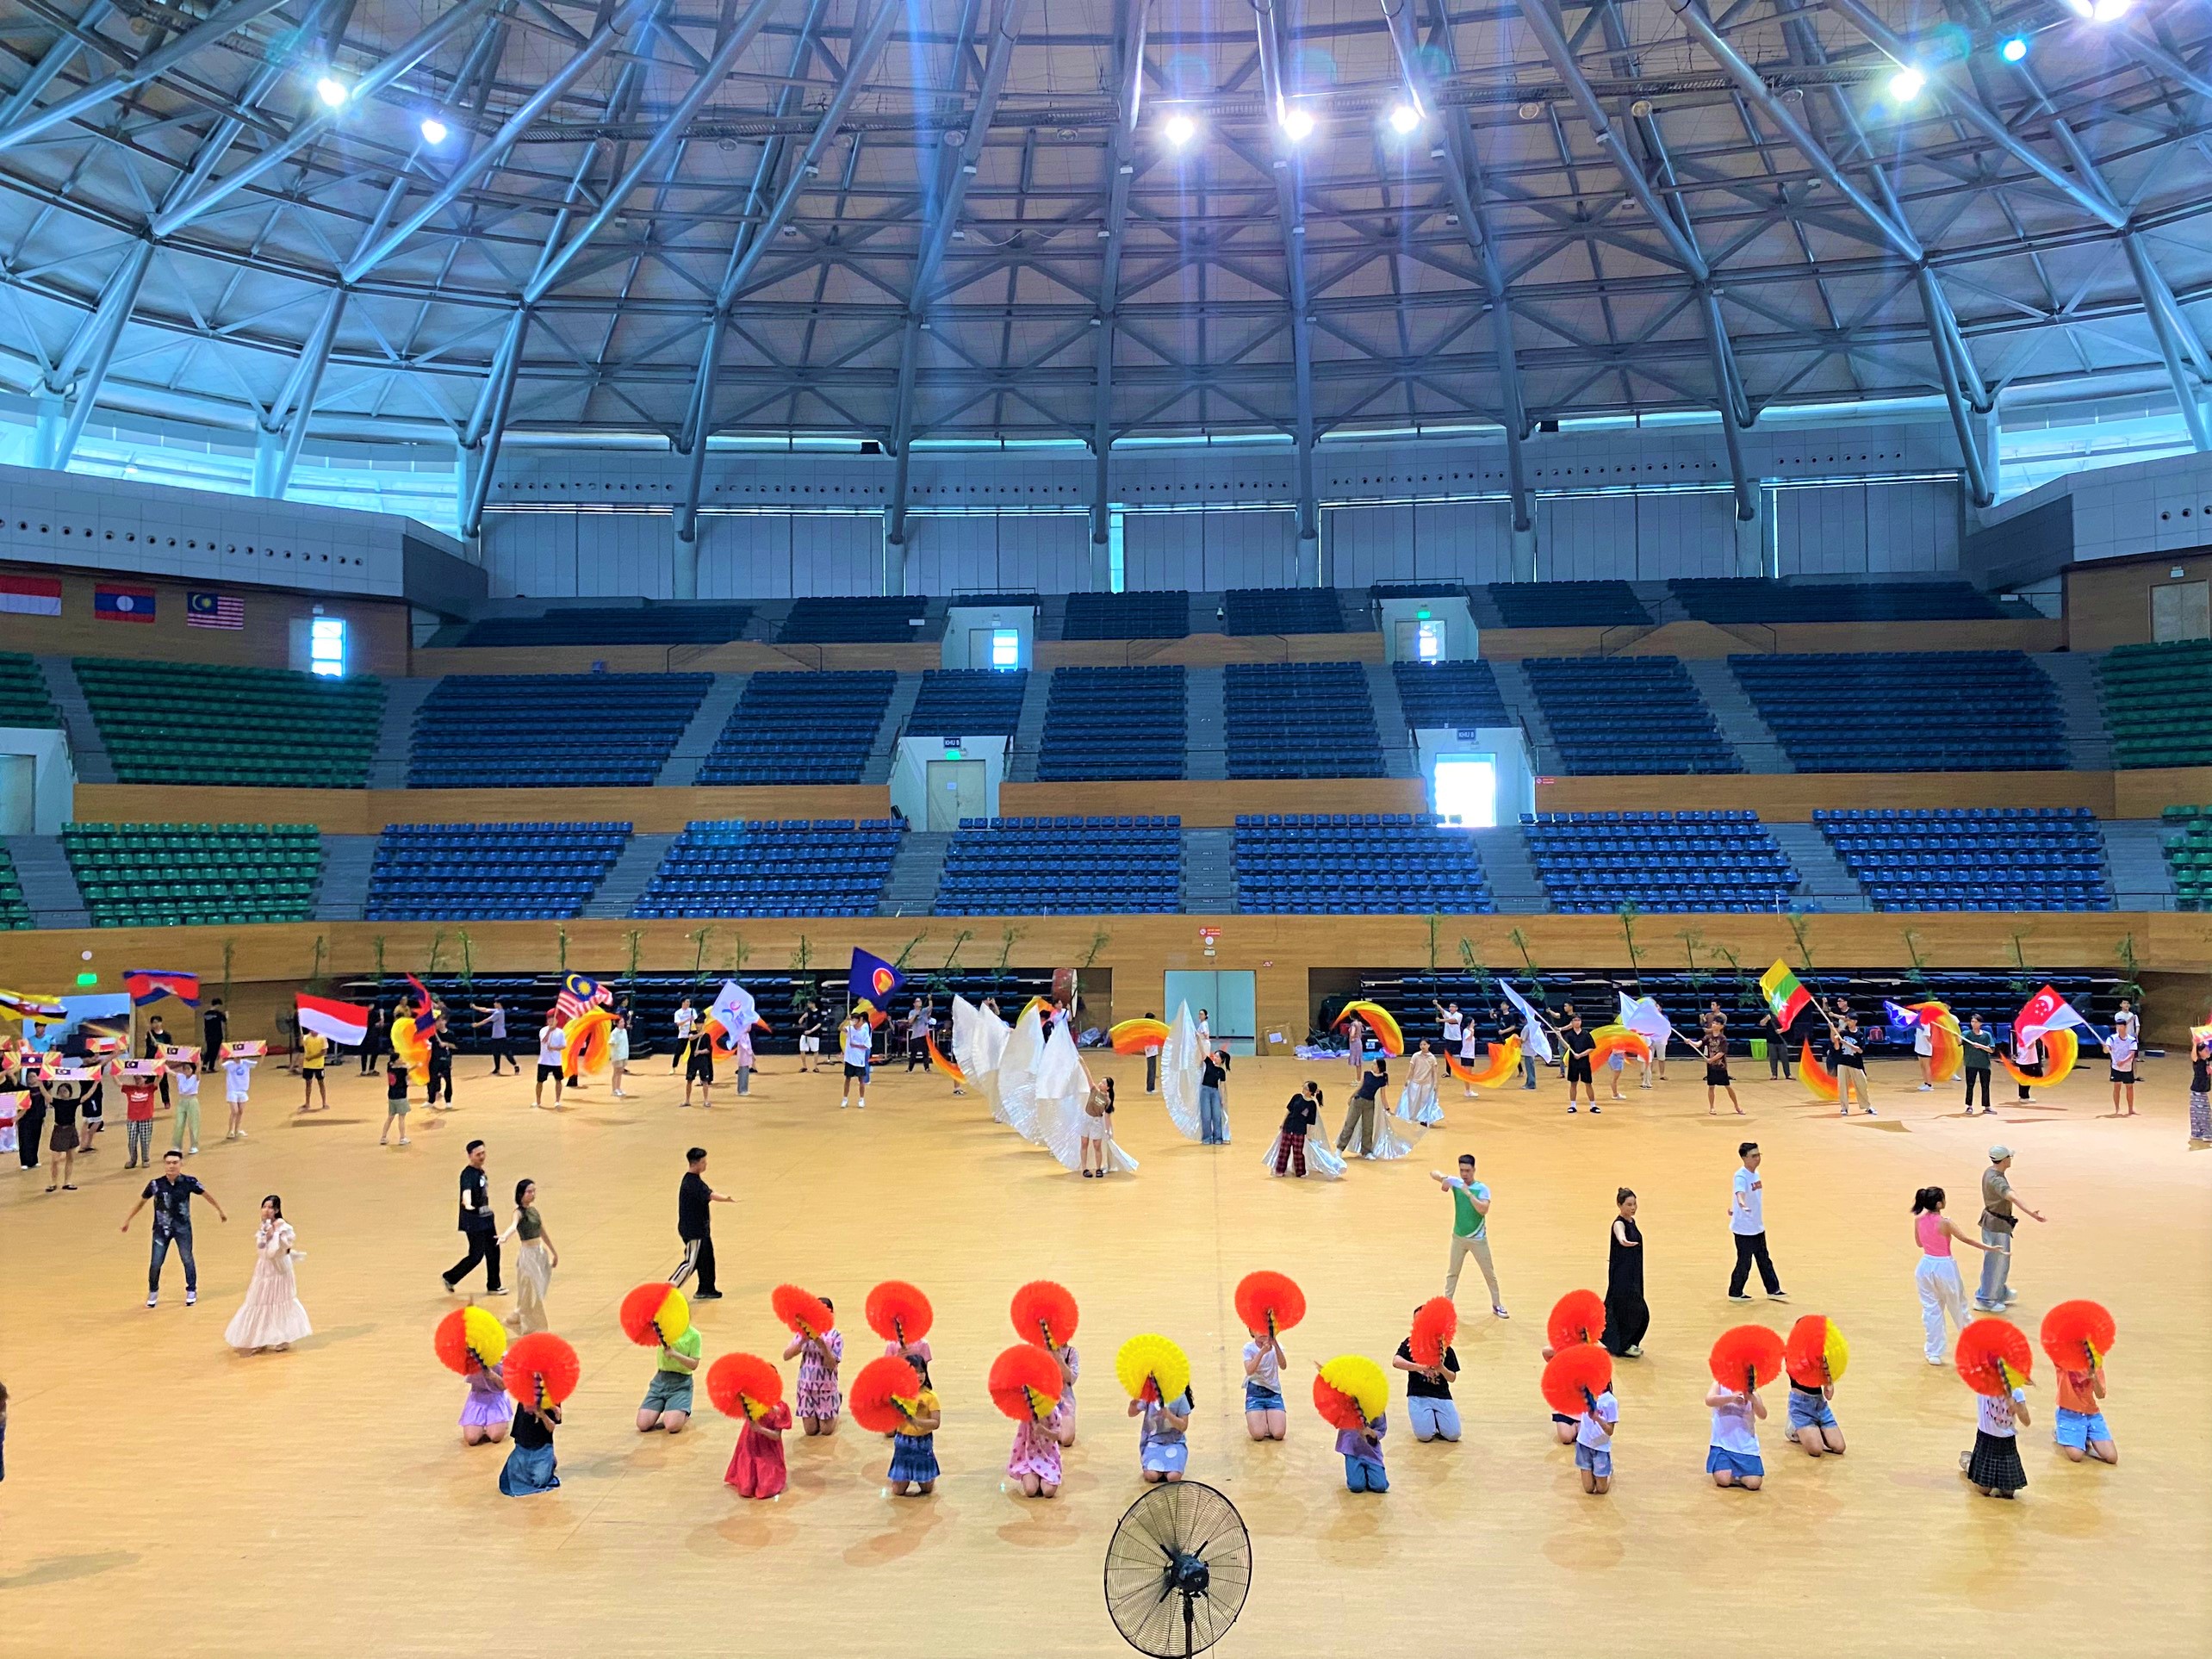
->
xmin=2096 ymin=641 xmax=2212 ymax=769
xmin=59 ymin=822 xmax=323 ymax=928
xmin=71 ymin=658 xmax=383 ymax=789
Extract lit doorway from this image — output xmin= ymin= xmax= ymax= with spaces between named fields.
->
xmin=1432 ymin=755 xmax=1498 ymax=828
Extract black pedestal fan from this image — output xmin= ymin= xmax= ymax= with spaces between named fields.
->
xmin=1103 ymin=1480 xmax=1252 ymax=1656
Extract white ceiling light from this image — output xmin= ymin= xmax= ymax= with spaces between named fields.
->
xmin=1163 ymin=112 xmax=1199 ymax=150
xmin=1887 ymin=65 xmax=1927 ymax=101
xmin=314 ymin=75 xmax=349 ymax=109
xmin=1386 ymin=102 xmax=1420 ymax=137
xmin=419 ymin=116 xmax=449 ymax=145
xmin=1280 ymin=106 xmax=1315 ymax=143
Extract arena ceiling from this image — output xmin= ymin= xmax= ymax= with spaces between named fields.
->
xmin=0 ymin=0 xmax=2208 ymax=537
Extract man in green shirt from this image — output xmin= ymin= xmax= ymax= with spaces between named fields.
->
xmin=636 ymin=1320 xmax=704 ymax=1434
xmin=1431 ymin=1154 xmax=1508 ymax=1318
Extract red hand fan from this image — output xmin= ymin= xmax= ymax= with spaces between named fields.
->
xmin=1311 ymin=1373 xmax=1365 ymax=1432
xmin=1408 ymin=1297 xmax=1457 ymax=1370
xmin=706 ymin=1352 xmax=784 ymax=1421
xmin=1541 ymin=1342 xmax=1612 ymax=1419
xmin=1010 ymin=1280 xmax=1079 ymax=1349
xmin=1783 ymin=1315 xmax=1840 ymax=1389
xmin=771 ymin=1283 xmax=835 ymax=1338
xmin=618 ymin=1282 xmax=686 ymax=1347
xmin=1545 ymin=1289 xmax=1606 ymax=1351
xmin=865 ymin=1280 xmax=934 ymax=1348
xmin=1708 ymin=1325 xmax=1785 ymax=1394
xmin=1957 ymin=1317 xmax=2035 ymax=1396
xmin=503 ymin=1333 xmax=581 ymax=1409
xmin=1233 ymin=1271 xmax=1307 ymax=1339
xmin=2039 ymin=1300 xmax=2116 ymax=1374
xmin=432 ymin=1307 xmax=496 ymax=1376
xmin=989 ymin=1344 xmax=1066 ymax=1422
xmin=850 ymin=1353 xmax=926 ymax=1433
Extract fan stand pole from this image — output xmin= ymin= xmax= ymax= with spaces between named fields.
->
xmin=1183 ymin=1591 xmax=1196 ymax=1659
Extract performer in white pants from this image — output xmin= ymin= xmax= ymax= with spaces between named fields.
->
xmin=1911 ymin=1186 xmax=1988 ymax=1364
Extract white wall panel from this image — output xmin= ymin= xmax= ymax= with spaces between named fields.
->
xmin=1632 ymin=492 xmax=1736 ymax=577
xmin=1329 ymin=505 xmax=1414 ymax=587
xmin=908 ymin=513 xmax=1090 ymax=593
xmin=1122 ymin=511 xmax=1203 ymax=591
xmin=1414 ymin=500 xmax=1513 ymax=583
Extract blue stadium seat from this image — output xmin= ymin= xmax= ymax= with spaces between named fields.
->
xmin=1224 ymin=662 xmax=1382 ymax=779
xmin=1036 ymin=666 xmax=1186 ymax=780
xmin=1232 ymin=813 xmax=1494 ymax=914
xmin=1522 ymin=810 xmax=1801 ymax=914
xmin=1060 ymin=591 xmax=1190 ymax=641
xmin=778 ymin=597 xmax=929 ymax=643
xmin=1522 ymin=656 xmax=1739 ymax=775
xmin=634 ymin=818 xmax=902 ymax=918
xmin=408 ymin=674 xmax=711 ymax=786
xmin=935 ymin=816 xmax=1183 ymax=915
xmin=1392 ymin=660 xmax=1509 ymax=730
xmin=697 ymin=671 xmax=896 ymax=785
xmin=905 ymin=669 xmax=1026 ymax=738
xmin=1671 ymin=580 xmax=2006 ymax=624
xmin=1730 ymin=652 xmax=2062 ymax=772
xmin=1815 ymin=807 xmax=2113 ymax=911
xmin=1488 ymin=581 xmax=1649 ymax=628
xmin=1222 ymin=588 xmax=1346 ymax=636
xmin=366 ymin=822 xmax=632 ymax=920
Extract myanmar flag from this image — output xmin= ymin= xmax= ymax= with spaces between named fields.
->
xmin=1760 ymin=960 xmax=1811 ymax=1028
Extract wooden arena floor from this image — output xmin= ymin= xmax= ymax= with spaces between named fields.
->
xmin=2 ymin=1049 xmax=2205 ymax=1656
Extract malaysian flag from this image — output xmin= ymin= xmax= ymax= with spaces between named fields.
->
xmin=188 ymin=590 xmax=245 ymax=630
xmin=552 ymin=972 xmax=611 ymax=1022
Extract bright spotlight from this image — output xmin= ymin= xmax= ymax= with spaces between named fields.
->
xmin=1280 ymin=105 xmax=1315 ymax=143
xmin=1998 ymin=34 xmax=2028 ymax=61
xmin=1163 ymin=111 xmax=1198 ymax=150
xmin=314 ymin=75 xmax=348 ymax=109
xmin=419 ymin=115 xmax=450 ymax=145
xmin=1386 ymin=102 xmax=1420 ymax=137
xmin=2066 ymin=0 xmax=2133 ymax=17
xmin=1887 ymin=65 xmax=1926 ymax=101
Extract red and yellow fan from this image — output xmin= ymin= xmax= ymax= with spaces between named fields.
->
xmin=1906 ymin=1002 xmax=1962 ymax=1082
xmin=1588 ymin=1024 xmax=1650 ymax=1066
xmin=989 ymin=1344 xmax=1066 ymax=1423
xmin=1446 ymin=1035 xmax=1519 ymax=1089
xmin=504 ymin=1333 xmax=581 ymax=1411
xmin=866 ymin=1280 xmax=934 ymax=1350
xmin=2001 ymin=1028 xmax=2078 ymax=1090
xmin=1115 ymin=1333 xmax=1191 ymax=1405
xmin=1010 ymin=1280 xmax=1080 ymax=1350
xmin=1957 ymin=1317 xmax=2035 ymax=1396
xmin=2040 ymin=1301 xmax=2116 ymax=1376
xmin=771 ymin=1283 xmax=835 ymax=1339
xmin=563 ymin=1008 xmax=614 ymax=1077
xmin=1408 ymin=1297 xmax=1457 ymax=1370
xmin=1312 ymin=1354 xmax=1390 ymax=1430
xmin=1334 ymin=1001 xmax=1403 ymax=1057
xmin=1545 ymin=1289 xmax=1606 ymax=1351
xmin=924 ymin=1029 xmax=966 ymax=1084
xmin=1783 ymin=1314 xmax=1850 ymax=1389
xmin=618 ymin=1282 xmax=691 ymax=1348
xmin=1541 ymin=1342 xmax=1612 ymax=1419
xmin=1233 ymin=1271 xmax=1307 ymax=1341
xmin=434 ymin=1306 xmax=508 ymax=1375
xmin=706 ymin=1352 xmax=785 ymax=1422
xmin=849 ymin=1353 xmax=929 ymax=1433
xmin=1108 ymin=1017 xmax=1172 ymax=1056
xmin=389 ymin=1013 xmax=432 ymax=1083
xmin=1709 ymin=1324 xmax=1786 ymax=1395
xmin=1799 ymin=1040 xmax=1840 ymax=1101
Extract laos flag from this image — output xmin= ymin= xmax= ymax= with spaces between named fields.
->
xmin=848 ymin=948 xmax=904 ymax=1020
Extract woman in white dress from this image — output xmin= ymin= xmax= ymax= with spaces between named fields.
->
xmin=499 ymin=1178 xmax=557 ymax=1335
xmin=1400 ymin=1040 xmax=1444 ymax=1126
xmin=225 ymin=1195 xmax=312 ymax=1354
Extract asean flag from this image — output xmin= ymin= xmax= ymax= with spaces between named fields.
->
xmin=2014 ymin=985 xmax=2088 ymax=1047
xmin=848 ymin=948 xmax=904 ymax=1024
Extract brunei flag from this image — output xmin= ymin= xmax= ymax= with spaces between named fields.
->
xmin=1760 ymin=960 xmax=1811 ymax=1028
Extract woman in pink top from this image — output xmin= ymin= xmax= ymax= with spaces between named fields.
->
xmin=1911 ymin=1187 xmax=1990 ymax=1365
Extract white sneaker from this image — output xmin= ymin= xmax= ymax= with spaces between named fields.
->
xmin=1917 ymin=1083 xmax=1933 ymax=1091
xmin=146 ymin=1294 xmax=158 ymax=1308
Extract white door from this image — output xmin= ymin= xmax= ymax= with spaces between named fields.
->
xmin=924 ymin=759 xmax=986 ymax=830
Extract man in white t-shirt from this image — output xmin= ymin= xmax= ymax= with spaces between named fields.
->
xmin=839 ymin=1011 xmax=873 ymax=1110
xmin=1726 ymin=1141 xmax=1786 ymax=1302
xmin=670 ymin=997 xmax=696 ymax=1071
xmin=1913 ymin=1018 xmax=1936 ymax=1090
xmin=534 ymin=1015 xmax=566 ymax=1110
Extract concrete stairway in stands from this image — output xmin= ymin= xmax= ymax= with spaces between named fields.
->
xmin=34 ymin=657 xmax=114 ymax=784
xmin=1181 ymin=827 xmax=1237 ymax=911
xmin=863 ymin=674 xmax=924 ymax=785
xmin=1682 ymin=658 xmax=1793 ymax=773
xmin=878 ymin=830 xmax=951 ymax=916
xmin=314 ymin=834 xmax=380 ymax=921
xmin=1363 ymin=662 xmax=1420 ymax=778
xmin=368 ymin=678 xmax=436 ymax=788
xmin=3 ymin=835 xmax=88 ymax=928
xmin=2102 ymin=819 xmax=2178 ymax=910
xmin=2035 ymin=653 xmax=2114 ymax=772
xmin=582 ymin=833 xmax=676 ymax=917
xmin=1767 ymin=823 xmax=1870 ymax=912
xmin=656 ymin=674 xmax=747 ymax=786
xmin=1007 ymin=668 xmax=1053 ymax=782
xmin=1184 ymin=667 xmax=1227 ymax=780
xmin=1486 ymin=659 xmax=1563 ymax=776
xmin=1468 ymin=824 xmax=1545 ymax=914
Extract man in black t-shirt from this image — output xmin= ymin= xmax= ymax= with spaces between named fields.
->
xmin=441 ymin=1140 xmax=505 ymax=1295
xmin=201 ymin=1000 xmax=227 ymax=1071
xmin=1561 ymin=1015 xmax=1597 ymax=1113
xmin=121 ymin=1148 xmax=227 ymax=1307
xmin=668 ymin=1146 xmax=732 ymax=1299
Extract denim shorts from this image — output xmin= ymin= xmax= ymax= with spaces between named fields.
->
xmin=1574 ymin=1441 xmax=1612 ymax=1478
xmin=1706 ymin=1447 xmax=1765 ymax=1478
xmin=640 ymin=1370 xmax=694 ymax=1413
xmin=2053 ymin=1407 xmax=2110 ymax=1449
xmin=1244 ymin=1381 xmax=1285 ymax=1412
xmin=1786 ymin=1391 xmax=1837 ymax=1432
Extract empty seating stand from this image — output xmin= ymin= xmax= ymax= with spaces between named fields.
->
xmin=367 ymin=823 xmax=631 ymax=921
xmin=410 ymin=673 xmax=710 ymax=786
xmin=1224 ymin=662 xmax=1383 ymax=778
xmin=2161 ymin=805 xmax=2212 ymax=911
xmin=697 ymin=671 xmax=895 ymax=785
xmin=1730 ymin=652 xmax=2062 ymax=772
xmin=458 ymin=606 xmax=751 ymax=648
xmin=1488 ymin=581 xmax=1650 ymax=628
xmin=1816 ymin=807 xmax=2114 ymax=911
xmin=1060 ymin=591 xmax=1190 ymax=641
xmin=1392 ymin=660 xmax=1510 ymax=730
xmin=1233 ymin=813 xmax=1494 ymax=914
xmin=63 ymin=822 xmax=322 ymax=927
xmin=1670 ymin=579 xmax=2007 ymax=623
xmin=1036 ymin=666 xmax=1186 ymax=780
xmin=76 ymin=658 xmax=383 ymax=787
xmin=2097 ymin=640 xmax=2212 ymax=767
xmin=779 ymin=597 xmax=929 ymax=643
xmin=1223 ymin=588 xmax=1345 ymax=636
xmin=1522 ymin=656 xmax=1740 ymax=774
xmin=0 ymin=653 xmax=58 ymax=726
xmin=635 ymin=819 xmax=900 ymax=918
xmin=1523 ymin=811 xmax=1801 ymax=913
xmin=935 ymin=816 xmax=1182 ymax=914
xmin=905 ymin=669 xmax=1027 ymax=738
xmin=0 ymin=847 xmax=30 ymax=929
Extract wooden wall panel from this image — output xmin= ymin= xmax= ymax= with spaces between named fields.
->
xmin=2065 ymin=549 xmax=2212 ymax=652
xmin=2112 ymin=766 xmax=2212 ymax=816
xmin=1034 ymin=631 xmax=1385 ymax=669
xmin=1533 ymin=769 xmax=2116 ymax=819
xmin=408 ymin=640 xmax=942 ymax=677
xmin=995 ymin=777 xmax=1430 ymax=827
xmin=1477 ymin=617 xmax=2060 ymax=661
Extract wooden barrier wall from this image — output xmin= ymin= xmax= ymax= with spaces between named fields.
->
xmin=2065 ymin=549 xmax=2212 ymax=653
xmin=1534 ymin=767 xmax=2212 ymax=819
xmin=409 ymin=639 xmax=943 ymax=676
xmin=1474 ymin=617 xmax=2063 ymax=661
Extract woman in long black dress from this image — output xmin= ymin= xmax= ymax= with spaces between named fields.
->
xmin=1603 ymin=1189 xmax=1648 ymax=1357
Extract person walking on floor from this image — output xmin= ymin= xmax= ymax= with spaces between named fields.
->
xmin=532 ymin=1012 xmax=565 ymax=1111
xmin=1337 ymin=1058 xmax=1388 ymax=1156
xmin=670 ymin=997 xmax=698 ymax=1071
xmin=143 ymin=1014 xmax=173 ymax=1108
xmin=500 ymin=1177 xmax=557 ymax=1335
xmin=1911 ymin=1185 xmax=1989 ymax=1365
xmin=121 ymin=1148 xmax=227 ymax=1307
xmin=1759 ymin=1003 xmax=1796 ymax=1080
xmin=201 ymin=999 xmax=227 ymax=1072
xmin=1197 ymin=1047 xmax=1231 ymax=1144
xmin=472 ymin=999 xmax=514 ymax=1077
xmin=1960 ymin=1013 xmax=1998 ymax=1115
xmin=1603 ymin=1188 xmax=1648 ymax=1358
xmin=360 ymin=1003 xmax=388 ymax=1076
xmin=669 ymin=1146 xmax=731 ymax=1300
xmin=1432 ymin=1154 xmax=1507 ymax=1317
xmin=1726 ymin=1141 xmax=1787 ymax=1303
xmin=1974 ymin=1145 xmax=2044 ymax=1312
xmin=441 ymin=1140 xmax=505 ymax=1296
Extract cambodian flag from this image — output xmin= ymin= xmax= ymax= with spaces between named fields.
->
xmin=125 ymin=968 xmax=200 ymax=1007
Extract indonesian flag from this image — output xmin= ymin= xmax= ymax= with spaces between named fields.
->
xmin=2014 ymin=985 xmax=2089 ymax=1047
xmin=295 ymin=993 xmax=370 ymax=1047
